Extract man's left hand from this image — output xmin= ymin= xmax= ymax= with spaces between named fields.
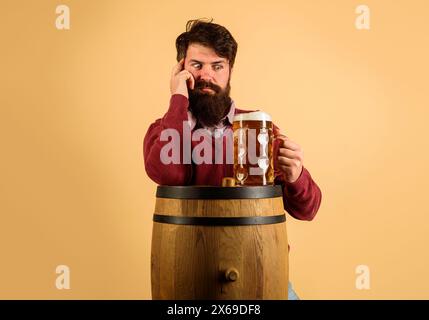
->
xmin=275 ymin=134 xmax=304 ymax=183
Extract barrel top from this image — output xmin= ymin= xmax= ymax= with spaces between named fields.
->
xmin=156 ymin=185 xmax=283 ymax=199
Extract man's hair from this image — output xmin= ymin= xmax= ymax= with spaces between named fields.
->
xmin=175 ymin=19 xmax=238 ymax=68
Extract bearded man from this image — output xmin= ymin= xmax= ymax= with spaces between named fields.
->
xmin=143 ymin=19 xmax=322 ymax=300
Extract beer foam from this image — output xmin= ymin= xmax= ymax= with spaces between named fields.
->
xmin=233 ymin=111 xmax=272 ymax=122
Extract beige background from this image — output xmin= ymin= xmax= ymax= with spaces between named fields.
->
xmin=1 ymin=0 xmax=428 ymax=299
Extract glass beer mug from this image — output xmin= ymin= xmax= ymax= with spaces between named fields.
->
xmin=233 ymin=111 xmax=274 ymax=186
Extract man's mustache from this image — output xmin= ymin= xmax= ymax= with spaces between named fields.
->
xmin=193 ymin=80 xmax=221 ymax=93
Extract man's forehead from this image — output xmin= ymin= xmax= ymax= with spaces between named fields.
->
xmin=186 ymin=44 xmax=228 ymax=64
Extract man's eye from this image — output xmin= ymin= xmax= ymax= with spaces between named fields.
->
xmin=214 ymin=65 xmax=223 ymax=71
xmin=192 ymin=64 xmax=201 ymax=69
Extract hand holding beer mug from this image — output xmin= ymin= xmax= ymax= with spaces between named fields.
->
xmin=233 ymin=112 xmax=274 ymax=186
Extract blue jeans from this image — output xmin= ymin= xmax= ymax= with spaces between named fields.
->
xmin=288 ymin=282 xmax=300 ymax=300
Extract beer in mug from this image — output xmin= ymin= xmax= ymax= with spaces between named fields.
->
xmin=233 ymin=111 xmax=274 ymax=186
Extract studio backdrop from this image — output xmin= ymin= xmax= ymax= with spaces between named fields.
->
xmin=1 ymin=0 xmax=428 ymax=299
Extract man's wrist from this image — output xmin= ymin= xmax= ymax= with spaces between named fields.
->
xmin=172 ymin=84 xmax=189 ymax=99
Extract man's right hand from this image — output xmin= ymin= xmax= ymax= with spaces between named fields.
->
xmin=170 ymin=58 xmax=195 ymax=99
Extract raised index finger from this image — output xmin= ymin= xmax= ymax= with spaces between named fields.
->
xmin=172 ymin=58 xmax=185 ymax=75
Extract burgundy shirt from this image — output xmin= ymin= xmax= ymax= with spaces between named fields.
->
xmin=143 ymin=94 xmax=322 ymax=221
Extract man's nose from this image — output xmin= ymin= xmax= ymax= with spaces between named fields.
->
xmin=197 ymin=65 xmax=215 ymax=81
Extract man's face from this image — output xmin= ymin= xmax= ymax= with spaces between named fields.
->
xmin=184 ymin=43 xmax=233 ymax=127
xmin=184 ymin=43 xmax=231 ymax=95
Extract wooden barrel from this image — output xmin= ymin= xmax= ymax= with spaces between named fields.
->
xmin=151 ymin=185 xmax=288 ymax=300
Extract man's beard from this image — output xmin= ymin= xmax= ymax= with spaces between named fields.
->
xmin=188 ymin=79 xmax=232 ymax=128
